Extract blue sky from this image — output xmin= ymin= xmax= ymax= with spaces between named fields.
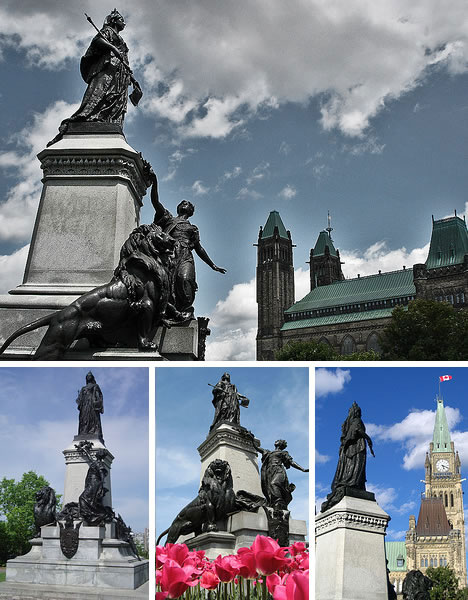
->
xmin=156 ymin=366 xmax=309 ymax=540
xmin=1 ymin=2 xmax=468 ymax=359
xmin=0 ymin=367 xmax=149 ymax=532
xmin=316 ymin=367 xmax=468 ymax=571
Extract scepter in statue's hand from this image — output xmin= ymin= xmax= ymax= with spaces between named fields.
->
xmin=84 ymin=12 xmax=142 ymax=106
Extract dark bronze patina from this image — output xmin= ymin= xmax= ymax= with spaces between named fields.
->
xmin=0 ymin=222 xmax=175 ymax=359
xmin=402 ymin=570 xmax=434 ymax=600
xmin=59 ymin=514 xmax=82 ymax=559
xmin=321 ymin=401 xmax=375 ymax=512
xmin=47 ymin=9 xmax=142 ymax=146
xmin=209 ymin=372 xmax=249 ymax=431
xmin=76 ymin=372 xmax=104 ymax=442
xmin=77 ymin=445 xmax=114 ymax=526
xmin=33 ymin=486 xmax=57 ymax=537
xmin=150 ymin=168 xmax=226 ymax=321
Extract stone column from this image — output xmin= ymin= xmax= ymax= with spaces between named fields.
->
xmin=0 ymin=127 xmax=150 ymax=354
xmin=197 ymin=424 xmax=263 ymax=497
xmin=315 ymin=495 xmax=391 ymax=600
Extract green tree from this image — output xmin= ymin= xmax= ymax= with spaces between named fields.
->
xmin=275 ymin=340 xmax=339 ymax=360
xmin=426 ymin=565 xmax=460 ymax=600
xmin=0 ymin=471 xmax=52 ymax=559
xmin=380 ymin=299 xmax=468 ymax=360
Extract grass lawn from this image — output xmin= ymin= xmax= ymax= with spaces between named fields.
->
xmin=0 ymin=572 xmax=5 ymax=582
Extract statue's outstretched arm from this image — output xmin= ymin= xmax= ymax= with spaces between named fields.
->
xmin=291 ymin=459 xmax=309 ymax=473
xmin=194 ymin=242 xmax=226 ymax=273
xmin=365 ymin=434 xmax=375 ymax=457
xmin=148 ymin=170 xmax=165 ymax=221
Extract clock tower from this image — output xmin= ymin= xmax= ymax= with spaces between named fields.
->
xmin=422 ymin=395 xmax=466 ymax=584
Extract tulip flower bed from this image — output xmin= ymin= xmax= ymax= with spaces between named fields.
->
xmin=156 ymin=535 xmax=309 ymax=600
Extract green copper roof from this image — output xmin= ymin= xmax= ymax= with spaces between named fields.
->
xmin=261 ymin=211 xmax=289 ymax=239
xmin=385 ymin=542 xmax=407 ymax=572
xmin=425 ymin=216 xmax=468 ymax=269
xmin=285 ymin=269 xmax=415 ymax=314
xmin=281 ymin=307 xmax=402 ymax=330
xmin=313 ymin=231 xmax=338 ymax=257
xmin=432 ymin=396 xmax=452 ymax=452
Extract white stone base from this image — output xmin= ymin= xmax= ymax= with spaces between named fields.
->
xmin=198 ymin=424 xmax=264 ymax=496
xmin=315 ymin=495 xmax=390 ymax=600
xmin=0 ymin=581 xmax=149 ymax=599
xmin=184 ymin=509 xmax=307 ymax=559
xmin=6 ymin=525 xmax=148 ymax=591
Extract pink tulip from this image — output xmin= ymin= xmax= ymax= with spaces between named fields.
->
xmin=200 ymin=570 xmax=221 ymax=589
xmin=273 ymin=570 xmax=309 ymax=600
xmin=251 ymin=535 xmax=290 ymax=575
xmin=213 ymin=554 xmax=240 ymax=582
xmin=236 ymin=547 xmax=258 ymax=579
xmin=160 ymin=564 xmax=199 ymax=598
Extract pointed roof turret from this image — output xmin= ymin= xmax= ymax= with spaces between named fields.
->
xmin=432 ymin=396 xmax=452 ymax=452
xmin=425 ymin=214 xmax=468 ymax=269
xmin=261 ymin=210 xmax=289 ymax=239
xmin=313 ymin=230 xmax=338 ymax=257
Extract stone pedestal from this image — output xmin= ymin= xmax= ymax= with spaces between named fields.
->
xmin=5 ymin=432 xmax=148 ymax=593
xmin=185 ymin=509 xmax=308 ymax=559
xmin=0 ymin=128 xmax=149 ymax=355
xmin=198 ymin=424 xmax=263 ymax=496
xmin=6 ymin=523 xmax=148 ymax=590
xmin=315 ymin=495 xmax=391 ymax=600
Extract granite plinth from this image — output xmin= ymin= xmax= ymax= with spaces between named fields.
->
xmin=198 ymin=424 xmax=263 ymax=496
xmin=6 ymin=525 xmax=148 ymax=591
xmin=315 ymin=495 xmax=390 ymax=600
xmin=183 ymin=510 xmax=307 ymax=558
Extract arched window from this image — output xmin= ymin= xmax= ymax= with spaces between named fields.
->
xmin=319 ymin=337 xmax=331 ymax=347
xmin=425 ymin=558 xmax=428 ymax=567
xmin=445 ymin=493 xmax=448 ymax=507
xmin=366 ymin=332 xmax=381 ymax=353
xmin=451 ymin=493 xmax=454 ymax=507
xmin=341 ymin=335 xmax=356 ymax=355
xmin=420 ymin=558 xmax=424 ymax=568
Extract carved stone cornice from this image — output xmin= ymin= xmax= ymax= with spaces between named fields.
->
xmin=316 ymin=509 xmax=389 ymax=536
xmin=198 ymin=425 xmax=259 ymax=460
xmin=63 ymin=446 xmax=114 ymax=466
xmin=40 ymin=154 xmax=148 ymax=200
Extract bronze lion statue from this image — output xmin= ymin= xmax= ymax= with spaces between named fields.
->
xmin=157 ymin=459 xmax=237 ymax=545
xmin=0 ymin=223 xmax=175 ymax=360
xmin=402 ymin=570 xmax=434 ymax=600
xmin=33 ymin=486 xmax=57 ymax=537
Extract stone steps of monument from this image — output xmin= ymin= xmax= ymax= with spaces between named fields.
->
xmin=0 ymin=581 xmax=148 ymax=600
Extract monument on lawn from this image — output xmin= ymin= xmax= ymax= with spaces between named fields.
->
xmin=0 ymin=9 xmax=217 ymax=360
xmin=315 ymin=401 xmax=390 ymax=600
xmin=157 ymin=373 xmax=308 ymax=557
xmin=4 ymin=372 xmax=148 ymax=598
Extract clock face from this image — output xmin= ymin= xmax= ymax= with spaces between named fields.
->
xmin=436 ymin=459 xmax=450 ymax=472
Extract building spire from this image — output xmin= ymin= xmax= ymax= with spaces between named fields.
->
xmin=432 ymin=396 xmax=452 ymax=452
xmin=326 ymin=211 xmax=333 ymax=239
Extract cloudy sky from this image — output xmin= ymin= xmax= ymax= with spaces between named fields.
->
xmin=1 ymin=2 xmax=468 ymax=359
xmin=156 ymin=366 xmax=309 ymax=540
xmin=0 ymin=367 xmax=149 ymax=532
xmin=316 ymin=367 xmax=468 ymax=564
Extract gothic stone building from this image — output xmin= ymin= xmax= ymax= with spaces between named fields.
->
xmin=256 ymin=211 xmax=468 ymax=360
xmin=387 ymin=396 xmax=467 ymax=593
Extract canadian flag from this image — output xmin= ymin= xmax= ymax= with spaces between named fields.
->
xmin=439 ymin=375 xmax=452 ymax=382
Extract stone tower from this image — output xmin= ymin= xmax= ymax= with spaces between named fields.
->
xmin=413 ymin=214 xmax=468 ymax=306
xmin=406 ymin=395 xmax=467 ymax=586
xmin=256 ymin=211 xmax=294 ymax=360
xmin=309 ymin=216 xmax=344 ymax=290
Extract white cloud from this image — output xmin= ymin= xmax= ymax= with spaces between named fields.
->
xmin=1 ymin=1 xmax=468 ymax=139
xmin=316 ymin=449 xmax=331 ymax=464
xmin=279 ymin=142 xmax=291 ymax=156
xmin=0 ymin=244 xmax=29 ymax=293
xmin=316 ymin=368 xmax=351 ymax=397
xmin=219 ymin=166 xmax=242 ymax=183
xmin=278 ymin=184 xmax=297 ymax=200
xmin=367 ymin=483 xmax=397 ymax=509
xmin=237 ymin=187 xmax=263 ymax=200
xmin=246 ymin=162 xmax=270 ymax=186
xmin=387 ymin=529 xmax=408 ymax=540
xmin=191 ymin=180 xmax=210 ymax=195
xmin=156 ymin=447 xmax=200 ymax=488
xmin=367 ymin=405 xmax=462 ymax=470
xmin=340 ymin=241 xmax=429 ymax=278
